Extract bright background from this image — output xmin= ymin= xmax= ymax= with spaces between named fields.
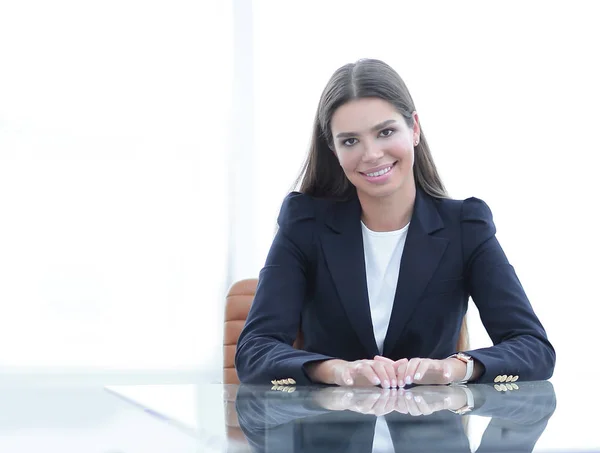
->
xmin=0 ymin=0 xmax=598 ymax=420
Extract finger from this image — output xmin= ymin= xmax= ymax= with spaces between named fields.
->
xmin=353 ymin=389 xmax=382 ymax=413
xmin=370 ymin=388 xmax=393 ymax=416
xmin=374 ymin=355 xmax=395 ymax=364
xmin=396 ymin=358 xmax=409 ymax=387
xmin=371 ymin=361 xmax=394 ymax=389
xmin=413 ymin=359 xmax=431 ymax=384
xmin=341 ymin=390 xmax=355 ymax=410
xmin=442 ymin=396 xmax=453 ymax=411
xmin=339 ymin=365 xmax=354 ymax=386
xmin=413 ymin=394 xmax=433 ymax=416
xmin=355 ymin=362 xmax=382 ymax=387
xmin=404 ymin=391 xmax=422 ymax=416
xmin=384 ymin=388 xmax=399 ymax=414
xmin=383 ymin=361 xmax=398 ymax=388
xmin=395 ymin=389 xmax=409 ymax=414
xmin=404 ymin=358 xmax=422 ymax=386
xmin=442 ymin=360 xmax=453 ymax=384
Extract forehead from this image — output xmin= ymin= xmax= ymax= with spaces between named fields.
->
xmin=330 ymin=97 xmax=402 ymax=132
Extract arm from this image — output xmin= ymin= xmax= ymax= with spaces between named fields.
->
xmin=234 ymin=193 xmax=333 ymax=385
xmin=461 ymin=198 xmax=556 ymax=382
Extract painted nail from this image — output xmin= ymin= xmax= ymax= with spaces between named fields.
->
xmin=399 ymin=380 xmax=405 ymax=387
xmin=373 ymin=378 xmax=381 ymax=385
xmin=405 ymin=376 xmax=412 ymax=385
xmin=346 ymin=378 xmax=353 ymax=385
xmin=414 ymin=373 xmax=421 ymax=381
xmin=383 ymin=380 xmax=389 ymax=388
xmin=391 ymin=379 xmax=397 ymax=388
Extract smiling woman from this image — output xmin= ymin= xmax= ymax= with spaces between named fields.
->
xmin=235 ymin=59 xmax=554 ymax=396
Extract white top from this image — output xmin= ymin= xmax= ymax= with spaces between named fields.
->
xmin=361 ymin=220 xmax=409 ymax=453
xmin=361 ymin=221 xmax=410 ymax=354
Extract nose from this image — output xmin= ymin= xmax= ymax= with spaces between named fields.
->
xmin=362 ymin=140 xmax=384 ymax=162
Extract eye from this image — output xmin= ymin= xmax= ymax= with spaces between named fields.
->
xmin=342 ymin=137 xmax=358 ymax=147
xmin=379 ymin=128 xmax=395 ymax=138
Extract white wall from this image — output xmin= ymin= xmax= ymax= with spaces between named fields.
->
xmin=0 ymin=0 xmax=233 ymax=372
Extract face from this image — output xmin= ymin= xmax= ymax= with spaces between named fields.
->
xmin=330 ymin=97 xmax=420 ymax=201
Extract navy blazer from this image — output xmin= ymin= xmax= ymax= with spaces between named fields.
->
xmin=235 ymin=188 xmax=555 ymax=385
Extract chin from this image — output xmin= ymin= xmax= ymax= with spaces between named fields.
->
xmin=358 ymin=185 xmax=402 ymax=200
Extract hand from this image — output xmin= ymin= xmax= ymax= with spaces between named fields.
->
xmin=306 ymin=358 xmax=398 ymax=388
xmin=312 ymin=385 xmax=468 ymax=416
xmin=373 ymin=355 xmax=466 ymax=386
xmin=395 ymin=385 xmax=468 ymax=416
xmin=313 ymin=387 xmax=401 ymax=416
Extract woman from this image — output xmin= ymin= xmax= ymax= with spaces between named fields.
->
xmin=235 ymin=59 xmax=555 ymax=388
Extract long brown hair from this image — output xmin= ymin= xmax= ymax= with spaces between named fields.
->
xmin=295 ymin=58 xmax=447 ymax=200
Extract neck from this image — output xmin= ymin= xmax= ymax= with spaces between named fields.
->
xmin=358 ymin=182 xmax=416 ymax=232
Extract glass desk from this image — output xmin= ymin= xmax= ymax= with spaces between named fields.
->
xmin=1 ymin=376 xmax=598 ymax=452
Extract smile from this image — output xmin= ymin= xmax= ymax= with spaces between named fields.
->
xmin=360 ymin=161 xmax=397 ymax=179
xmin=365 ymin=166 xmax=392 ymax=177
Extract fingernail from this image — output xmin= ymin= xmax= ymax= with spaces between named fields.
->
xmin=399 ymin=380 xmax=405 ymax=387
xmin=415 ymin=396 xmax=422 ymax=403
xmin=383 ymin=380 xmax=389 ymax=388
xmin=346 ymin=378 xmax=353 ymax=385
xmin=405 ymin=376 xmax=412 ymax=385
xmin=391 ymin=379 xmax=397 ymax=388
xmin=406 ymin=392 xmax=413 ymax=400
xmin=444 ymin=372 xmax=451 ymax=378
xmin=414 ymin=373 xmax=421 ymax=381
xmin=373 ymin=378 xmax=381 ymax=385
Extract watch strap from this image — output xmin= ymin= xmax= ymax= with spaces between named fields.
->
xmin=449 ymin=353 xmax=474 ymax=383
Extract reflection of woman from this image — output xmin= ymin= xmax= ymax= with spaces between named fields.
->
xmin=235 ymin=59 xmax=555 ymax=388
xmin=235 ymin=382 xmax=557 ymax=453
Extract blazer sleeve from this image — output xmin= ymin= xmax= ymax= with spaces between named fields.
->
xmin=460 ymin=197 xmax=556 ymax=382
xmin=235 ymin=192 xmax=334 ymax=385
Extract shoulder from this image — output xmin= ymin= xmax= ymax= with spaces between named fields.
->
xmin=460 ymin=197 xmax=494 ymax=224
xmin=436 ymin=196 xmax=498 ymax=253
xmin=433 ymin=195 xmax=494 ymax=225
xmin=277 ymin=191 xmax=335 ymax=230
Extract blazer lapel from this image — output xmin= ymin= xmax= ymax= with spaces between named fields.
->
xmin=321 ymin=196 xmax=379 ymax=358
xmin=382 ymin=189 xmax=449 ymax=357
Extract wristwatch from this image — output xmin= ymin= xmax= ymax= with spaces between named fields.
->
xmin=449 ymin=385 xmax=475 ymax=415
xmin=449 ymin=352 xmax=474 ymax=383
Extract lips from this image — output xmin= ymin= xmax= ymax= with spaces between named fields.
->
xmin=360 ymin=161 xmax=397 ymax=177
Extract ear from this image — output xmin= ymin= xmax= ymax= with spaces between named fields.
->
xmin=412 ymin=111 xmax=421 ymax=145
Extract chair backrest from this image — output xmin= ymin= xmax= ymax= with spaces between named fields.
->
xmin=224 ymin=279 xmax=257 ymax=385
xmin=223 ymin=278 xmax=468 ymax=384
xmin=224 ymin=278 xmax=304 ymax=385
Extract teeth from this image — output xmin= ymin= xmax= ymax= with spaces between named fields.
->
xmin=366 ymin=166 xmax=392 ymax=177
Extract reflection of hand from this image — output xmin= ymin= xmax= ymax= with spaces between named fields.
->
xmin=312 ymin=386 xmax=468 ymax=417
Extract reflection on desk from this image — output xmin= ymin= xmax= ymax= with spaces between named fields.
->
xmin=235 ymin=381 xmax=556 ymax=453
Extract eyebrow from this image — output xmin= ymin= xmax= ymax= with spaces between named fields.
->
xmin=335 ymin=119 xmax=397 ymax=139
